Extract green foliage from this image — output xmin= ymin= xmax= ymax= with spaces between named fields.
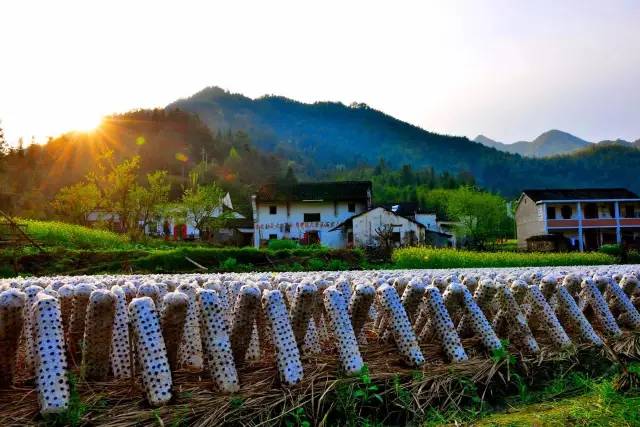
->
xmin=175 ymin=178 xmax=227 ymax=236
xmin=393 ymin=247 xmax=616 ymax=269
xmin=306 ymin=258 xmax=326 ymax=271
xmin=478 ymin=374 xmax=640 ymax=426
xmin=490 ymin=340 xmax=517 ymax=366
xmin=334 ymin=365 xmax=383 ymax=426
xmin=285 ymin=407 xmax=311 ymax=427
xmin=172 ymin=88 xmax=640 ymax=198
xmin=392 ymin=375 xmax=411 ymax=411
xmin=327 ymin=259 xmax=349 ymax=271
xmin=446 ymin=186 xmax=514 ymax=248
xmin=24 ymin=219 xmax=132 ymax=250
xmin=43 ymin=373 xmax=87 ymax=427
xmin=267 ymin=239 xmax=300 ymax=250
xmin=599 ymin=243 xmax=623 ymax=257
xmin=50 ymin=182 xmax=101 ymax=225
xmin=0 ymin=108 xmax=283 ymax=220
xmin=220 ymin=257 xmax=238 ymax=271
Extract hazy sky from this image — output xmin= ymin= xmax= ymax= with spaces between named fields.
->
xmin=1 ymin=0 xmax=639 ymax=146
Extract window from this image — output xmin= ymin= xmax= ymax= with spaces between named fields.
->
xmin=269 ymin=205 xmax=277 ymax=215
xmin=584 ymin=203 xmax=598 ymax=219
xmin=560 ymin=205 xmax=572 ymax=219
xmin=348 ymin=202 xmax=356 ymax=213
xmin=268 ymin=234 xmax=277 ymax=240
xmin=625 ymin=205 xmax=635 ymax=218
xmin=392 ymin=232 xmax=401 ymax=243
xmin=304 ymin=213 xmax=321 ymax=222
xmin=546 ymin=206 xmax=556 ymax=220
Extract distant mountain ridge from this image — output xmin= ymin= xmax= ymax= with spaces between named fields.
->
xmin=474 ymin=130 xmax=639 ymax=158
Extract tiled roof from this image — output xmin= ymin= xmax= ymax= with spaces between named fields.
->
xmin=256 ymin=181 xmax=371 ymax=202
xmin=522 ymin=188 xmax=639 ymax=202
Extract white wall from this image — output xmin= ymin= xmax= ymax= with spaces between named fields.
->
xmin=253 ymin=200 xmax=367 ymax=248
xmin=352 ymin=207 xmax=423 ymax=247
xmin=415 ymin=213 xmax=438 ymax=230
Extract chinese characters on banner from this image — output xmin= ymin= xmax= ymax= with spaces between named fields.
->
xmin=255 ymin=221 xmax=336 ymax=230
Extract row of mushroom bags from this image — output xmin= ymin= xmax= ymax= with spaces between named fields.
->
xmin=1 ymin=265 xmax=640 ymax=413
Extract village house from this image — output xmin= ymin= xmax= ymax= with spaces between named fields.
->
xmin=515 ymin=188 xmax=640 ymax=251
xmin=252 ymin=184 xmax=453 ymax=249
xmin=87 ymin=193 xmax=253 ymax=244
xmin=329 ymin=204 xmax=452 ymax=248
xmin=149 ymin=193 xmax=252 ymax=244
xmin=252 ymin=181 xmax=372 ymax=248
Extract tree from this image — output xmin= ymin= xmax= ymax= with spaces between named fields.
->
xmin=0 ymin=121 xmax=8 ymax=155
xmin=87 ymin=151 xmax=170 ymax=238
xmin=130 ymin=170 xmax=171 ymax=237
xmin=374 ymin=224 xmax=396 ymax=261
xmin=97 ymin=155 xmax=141 ymax=233
xmin=51 ymin=182 xmax=101 ymax=225
xmin=0 ymin=121 xmax=8 ymax=173
xmin=284 ymin=165 xmax=298 ymax=184
xmin=178 ymin=180 xmax=228 ymax=238
xmin=446 ymin=186 xmax=512 ymax=249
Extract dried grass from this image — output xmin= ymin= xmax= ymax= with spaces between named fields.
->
xmin=1 ymin=328 xmax=637 ymax=426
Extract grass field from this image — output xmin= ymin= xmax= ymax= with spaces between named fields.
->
xmin=0 ymin=220 xmax=623 ymax=277
xmin=23 ymin=219 xmax=133 ymax=250
xmin=474 ymin=376 xmax=640 ymax=426
xmin=393 ymin=247 xmax=616 ymax=269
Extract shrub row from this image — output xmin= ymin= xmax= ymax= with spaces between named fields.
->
xmin=392 ymin=247 xmax=617 ymax=269
xmin=0 ymin=247 xmax=366 ymax=277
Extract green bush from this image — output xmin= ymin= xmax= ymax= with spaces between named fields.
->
xmin=220 ymin=257 xmax=239 ymax=271
xmin=628 ymin=250 xmax=640 ymax=264
xmin=267 ymin=239 xmax=300 ymax=250
xmin=599 ymin=244 xmax=622 ymax=257
xmin=327 ymin=259 xmax=349 ymax=271
xmin=392 ymin=247 xmax=616 ymax=269
xmin=307 ymin=258 xmax=326 ymax=271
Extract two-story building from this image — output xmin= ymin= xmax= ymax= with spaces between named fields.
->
xmin=252 ymin=181 xmax=372 ymax=248
xmin=515 ymin=188 xmax=640 ymax=251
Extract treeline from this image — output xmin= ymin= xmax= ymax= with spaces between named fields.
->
xmin=0 ymin=109 xmax=284 ymax=218
xmin=171 ymin=87 xmax=640 ymax=196
xmin=333 ymin=160 xmax=476 ymax=213
xmin=333 ymin=161 xmax=513 ymax=247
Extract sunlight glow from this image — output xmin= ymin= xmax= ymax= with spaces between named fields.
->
xmin=1 ymin=0 xmax=639 ymax=145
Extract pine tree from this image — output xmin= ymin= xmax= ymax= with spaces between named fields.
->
xmin=284 ymin=165 xmax=298 ymax=184
xmin=0 ymin=121 xmax=7 ymax=155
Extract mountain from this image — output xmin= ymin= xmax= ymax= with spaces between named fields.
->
xmin=3 ymin=86 xmax=640 ymax=220
xmin=474 ymin=130 xmax=591 ymax=157
xmin=0 ymin=109 xmax=283 ymax=217
xmin=474 ymin=130 xmax=639 ymax=157
xmin=168 ymin=87 xmax=640 ymax=196
xmin=473 ymin=135 xmax=507 ymax=150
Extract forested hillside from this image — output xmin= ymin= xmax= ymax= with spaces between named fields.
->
xmin=0 ymin=109 xmax=283 ymax=217
xmin=3 ymin=86 xmax=640 ymax=220
xmin=169 ymin=87 xmax=640 ymax=196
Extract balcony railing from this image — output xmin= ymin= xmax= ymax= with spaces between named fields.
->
xmin=547 ymin=217 xmax=640 ymax=229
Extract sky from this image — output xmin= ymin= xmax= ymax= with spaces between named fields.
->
xmin=1 ymin=0 xmax=639 ymax=146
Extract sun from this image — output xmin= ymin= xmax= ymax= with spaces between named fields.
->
xmin=71 ymin=112 xmax=104 ymax=132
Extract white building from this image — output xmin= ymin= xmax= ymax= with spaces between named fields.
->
xmin=252 ymin=181 xmax=372 ymax=248
xmin=148 ymin=193 xmax=253 ymax=244
xmin=330 ymin=205 xmax=452 ymax=248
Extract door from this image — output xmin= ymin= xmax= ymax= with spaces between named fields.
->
xmin=583 ymin=229 xmax=598 ymax=251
